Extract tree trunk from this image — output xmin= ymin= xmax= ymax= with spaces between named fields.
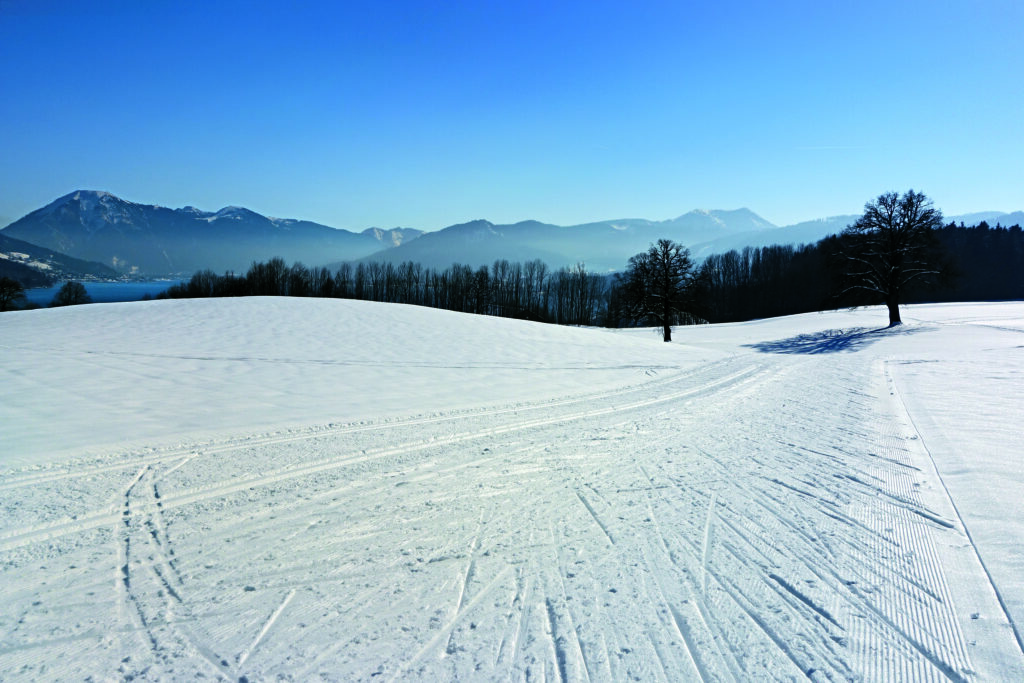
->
xmin=663 ymin=321 xmax=672 ymax=342
xmin=887 ymin=299 xmax=902 ymax=326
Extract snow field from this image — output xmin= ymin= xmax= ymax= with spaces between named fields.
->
xmin=1 ymin=299 xmax=1023 ymax=680
xmin=0 ymin=298 xmax=702 ymax=468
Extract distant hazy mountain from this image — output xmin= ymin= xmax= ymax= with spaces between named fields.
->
xmin=358 ymin=209 xmax=778 ymax=272
xmin=0 ymin=231 xmax=119 ymax=286
xmin=1 ymin=191 xmax=423 ymax=276
xmin=688 ymin=215 xmax=859 ymax=258
xmin=948 ymin=211 xmax=1024 ymax=227
xmin=690 ymin=211 xmax=1024 ymax=261
xmin=5 ymin=191 xmax=1018 ymax=278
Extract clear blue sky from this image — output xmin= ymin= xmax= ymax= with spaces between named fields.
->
xmin=1 ymin=0 xmax=1021 ymax=230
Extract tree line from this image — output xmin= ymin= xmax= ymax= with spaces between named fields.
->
xmin=701 ymin=220 xmax=1023 ymax=323
xmin=159 ymin=257 xmax=613 ymax=326
xmin=0 ymin=278 xmax=92 ymax=311
xmin=8 ymin=190 xmax=1022 ymax=329
xmin=152 ymin=208 xmax=1023 ymax=331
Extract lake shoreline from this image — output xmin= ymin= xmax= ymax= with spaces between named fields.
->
xmin=23 ymin=280 xmax=182 ymax=306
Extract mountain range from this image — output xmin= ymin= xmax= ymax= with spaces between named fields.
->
xmin=1 ymin=191 xmax=421 ymax=277
xmin=946 ymin=211 xmax=1024 ymax=227
xmin=2 ymin=191 xmax=1020 ymax=279
xmin=355 ymin=212 xmax=872 ymax=272
xmin=0 ymin=231 xmax=118 ymax=287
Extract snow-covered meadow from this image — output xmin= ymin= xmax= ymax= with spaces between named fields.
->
xmin=1 ymin=298 xmax=1023 ymax=680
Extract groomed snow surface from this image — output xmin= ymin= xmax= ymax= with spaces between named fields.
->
xmin=2 ymin=298 xmax=1023 ymax=681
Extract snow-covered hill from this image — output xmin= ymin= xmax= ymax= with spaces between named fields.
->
xmin=2 ymin=299 xmax=1023 ymax=679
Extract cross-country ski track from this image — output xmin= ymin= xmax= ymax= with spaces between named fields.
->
xmin=2 ymin=298 xmax=1023 ymax=680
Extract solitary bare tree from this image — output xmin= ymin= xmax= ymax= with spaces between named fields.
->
xmin=840 ymin=190 xmax=945 ymax=325
xmin=50 ymin=281 xmax=92 ymax=307
xmin=621 ymin=239 xmax=699 ymax=341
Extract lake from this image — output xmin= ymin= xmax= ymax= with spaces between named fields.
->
xmin=24 ymin=281 xmax=181 ymax=306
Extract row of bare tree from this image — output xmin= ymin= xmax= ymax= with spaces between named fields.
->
xmin=161 ymin=257 xmax=611 ymax=326
xmin=157 ymin=191 xmax=1023 ymax=332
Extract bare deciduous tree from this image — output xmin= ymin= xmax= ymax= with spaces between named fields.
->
xmin=621 ymin=239 xmax=699 ymax=341
xmin=50 ymin=281 xmax=92 ymax=307
xmin=839 ymin=190 xmax=945 ymax=325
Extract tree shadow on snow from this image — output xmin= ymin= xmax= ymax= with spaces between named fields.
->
xmin=745 ymin=325 xmax=924 ymax=355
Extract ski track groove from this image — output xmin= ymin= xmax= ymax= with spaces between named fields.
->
xmin=641 ymin=495 xmax=746 ymax=681
xmin=871 ymin=394 xmax=975 ymax=679
xmin=667 ymin=603 xmax=710 ymax=683
xmin=505 ymin=563 xmax=535 ymax=675
xmin=6 ymin=337 xmax=1018 ymax=679
xmin=385 ymin=565 xmax=513 ymax=682
xmin=0 ymin=362 xmax=764 ymax=553
xmin=647 ymin=357 xmax=976 ymax=680
xmin=713 ymin=567 xmax=813 ymax=678
xmin=0 ymin=360 xmax=709 ymax=492
xmin=236 ymin=588 xmax=296 ymax=670
xmin=888 ymin=361 xmax=1024 ymax=659
xmin=637 ymin=538 xmax=716 ymax=682
xmin=700 ymin=492 xmax=716 ymax=597
xmin=117 ymin=466 xmax=235 ymax=680
xmin=492 ymin=567 xmax=528 ymax=671
xmin=574 ymin=490 xmax=615 ymax=547
xmin=444 ymin=512 xmax=484 ymax=657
